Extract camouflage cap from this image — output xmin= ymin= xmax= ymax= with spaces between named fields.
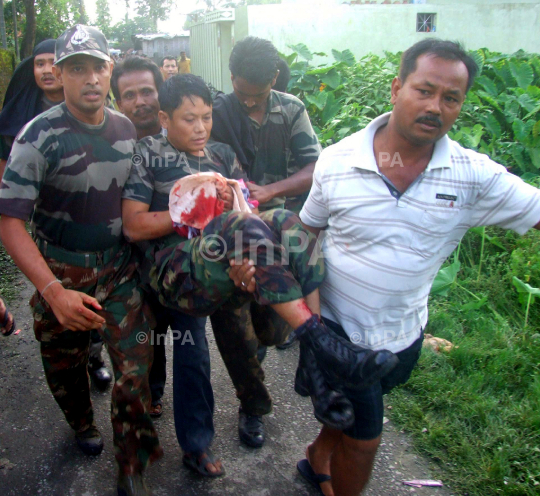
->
xmin=55 ymin=25 xmax=110 ymax=65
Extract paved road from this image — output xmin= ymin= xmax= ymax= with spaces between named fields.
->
xmin=0 ymin=276 xmax=454 ymax=495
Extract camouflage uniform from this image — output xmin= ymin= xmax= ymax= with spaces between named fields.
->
xmin=145 ymin=208 xmax=324 ymax=316
xmin=0 ymin=103 xmax=162 ymax=473
xmin=211 ymin=89 xmax=322 ymax=415
xmin=123 ymin=136 xmax=324 ymax=315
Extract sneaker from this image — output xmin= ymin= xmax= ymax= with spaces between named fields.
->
xmin=75 ymin=425 xmax=103 ymax=456
xmin=238 ymin=408 xmax=265 ymax=448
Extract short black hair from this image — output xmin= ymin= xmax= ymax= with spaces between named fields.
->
xmin=229 ymin=36 xmax=280 ymax=86
xmin=111 ymin=56 xmax=163 ymax=100
xmin=160 ymin=56 xmax=177 ymax=67
xmin=273 ymin=58 xmax=291 ymax=93
xmin=399 ymin=39 xmax=478 ymax=93
xmin=158 ymin=74 xmax=213 ymax=117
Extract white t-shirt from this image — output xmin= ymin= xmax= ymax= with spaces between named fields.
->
xmin=300 ymin=113 xmax=540 ymax=353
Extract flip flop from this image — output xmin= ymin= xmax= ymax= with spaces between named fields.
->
xmin=297 ymin=458 xmax=331 ymax=495
xmin=182 ymin=449 xmax=225 ymax=478
xmin=0 ymin=301 xmax=16 ymax=337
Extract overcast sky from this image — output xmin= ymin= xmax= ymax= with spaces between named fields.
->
xmin=84 ymin=0 xmax=202 ymax=34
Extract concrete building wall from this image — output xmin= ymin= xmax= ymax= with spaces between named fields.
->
xmin=236 ymin=2 xmax=539 ymax=65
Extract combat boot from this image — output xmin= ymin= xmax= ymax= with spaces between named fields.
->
xmin=75 ymin=425 xmax=103 ymax=456
xmin=295 ymin=340 xmax=355 ymax=430
xmin=295 ymin=315 xmax=399 ymax=390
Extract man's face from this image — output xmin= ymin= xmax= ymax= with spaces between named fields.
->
xmin=34 ymin=53 xmax=63 ymax=95
xmin=54 ymin=55 xmax=113 ymax=119
xmin=117 ymin=70 xmax=160 ymax=136
xmin=390 ymin=54 xmax=468 ymax=146
xmin=159 ymin=96 xmax=212 ymax=156
xmin=161 ymin=59 xmax=178 ymax=80
xmin=231 ymin=75 xmax=276 ymax=115
xmin=180 ymin=52 xmax=186 ymax=60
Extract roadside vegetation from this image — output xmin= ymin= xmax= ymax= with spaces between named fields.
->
xmin=0 ymin=239 xmax=20 ymax=303
xmin=282 ymin=44 xmax=540 ymax=495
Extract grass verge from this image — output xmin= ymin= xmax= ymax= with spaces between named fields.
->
xmin=387 ymin=228 xmax=540 ymax=495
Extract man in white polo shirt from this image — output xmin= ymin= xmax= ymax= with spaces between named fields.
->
xmin=231 ymin=39 xmax=540 ymax=496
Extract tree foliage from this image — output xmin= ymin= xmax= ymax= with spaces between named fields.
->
xmin=95 ymin=0 xmax=112 ymax=38
xmin=2 ymin=0 xmax=87 ymax=55
xmin=135 ymin=0 xmax=175 ymax=32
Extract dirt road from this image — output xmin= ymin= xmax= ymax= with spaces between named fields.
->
xmin=0 ymin=275 xmax=453 ymax=496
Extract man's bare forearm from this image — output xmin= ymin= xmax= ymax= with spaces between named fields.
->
xmin=266 ymin=162 xmax=315 ymax=198
xmin=0 ymin=216 xmax=58 ymax=292
xmin=0 ymin=159 xmax=7 ymax=182
xmin=122 ymin=199 xmax=174 ymax=242
xmin=0 ymin=215 xmax=107 ymax=331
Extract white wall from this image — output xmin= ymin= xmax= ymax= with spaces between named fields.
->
xmin=240 ymin=2 xmax=540 ymax=63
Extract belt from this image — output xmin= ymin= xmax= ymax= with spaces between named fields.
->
xmin=35 ymin=237 xmax=123 ymax=268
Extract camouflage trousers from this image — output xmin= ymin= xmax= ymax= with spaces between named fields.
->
xmin=147 ymin=208 xmax=325 ymax=316
xmin=30 ymin=243 xmax=163 ymax=474
xmin=210 ymin=302 xmax=290 ymax=415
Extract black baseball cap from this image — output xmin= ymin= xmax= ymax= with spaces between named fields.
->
xmin=55 ymin=25 xmax=110 ymax=65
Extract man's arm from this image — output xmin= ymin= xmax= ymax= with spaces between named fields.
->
xmin=247 ymin=162 xmax=315 ymax=205
xmin=0 ymin=216 xmax=105 ymax=331
xmin=301 ymin=221 xmax=323 ymax=238
xmin=122 ymin=184 xmax=234 ymax=242
xmin=122 ymin=199 xmax=174 ymax=242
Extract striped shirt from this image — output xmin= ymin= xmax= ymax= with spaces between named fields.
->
xmin=300 ymin=112 xmax=540 ymax=353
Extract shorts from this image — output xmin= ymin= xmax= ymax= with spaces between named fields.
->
xmin=323 ymin=317 xmax=424 ymax=441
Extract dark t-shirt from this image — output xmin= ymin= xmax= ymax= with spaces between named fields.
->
xmin=0 ymin=103 xmax=137 ymax=252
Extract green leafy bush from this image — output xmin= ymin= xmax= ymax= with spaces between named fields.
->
xmin=284 ymin=45 xmax=540 ymax=174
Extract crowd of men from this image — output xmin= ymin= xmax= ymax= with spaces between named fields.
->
xmin=1 ymin=22 xmax=540 ymax=496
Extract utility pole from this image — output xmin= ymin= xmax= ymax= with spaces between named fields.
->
xmin=11 ymin=0 xmax=19 ymax=62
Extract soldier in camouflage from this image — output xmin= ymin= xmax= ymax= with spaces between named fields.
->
xmin=0 ymin=25 xmax=161 ymax=496
xmin=210 ymin=36 xmax=322 ymax=447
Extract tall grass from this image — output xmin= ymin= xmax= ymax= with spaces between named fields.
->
xmin=389 ymin=228 xmax=540 ymax=495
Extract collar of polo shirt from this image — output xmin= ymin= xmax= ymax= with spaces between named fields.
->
xmin=353 ymin=112 xmax=453 ymax=173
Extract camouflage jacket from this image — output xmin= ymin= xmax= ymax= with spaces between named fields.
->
xmin=0 ymin=103 xmax=137 ymax=252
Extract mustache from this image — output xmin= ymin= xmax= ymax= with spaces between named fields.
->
xmin=134 ymin=106 xmax=154 ymax=117
xmin=416 ymin=115 xmax=442 ymax=127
